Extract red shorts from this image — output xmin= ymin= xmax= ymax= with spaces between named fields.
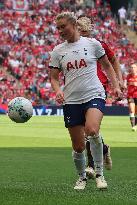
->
xmin=127 ymin=98 xmax=137 ymax=105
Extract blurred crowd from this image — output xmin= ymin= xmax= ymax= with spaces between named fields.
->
xmin=0 ymin=0 xmax=137 ymax=106
xmin=118 ymin=5 xmax=137 ymax=34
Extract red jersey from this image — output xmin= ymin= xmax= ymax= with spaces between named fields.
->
xmin=127 ymin=74 xmax=137 ymax=98
xmin=97 ymin=41 xmax=115 ymax=86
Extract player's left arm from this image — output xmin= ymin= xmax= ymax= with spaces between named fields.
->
xmin=110 ymin=55 xmax=124 ymax=90
xmin=102 ymin=41 xmax=124 ymax=90
xmin=98 ymin=55 xmax=122 ymax=99
xmin=94 ymin=39 xmax=122 ymax=98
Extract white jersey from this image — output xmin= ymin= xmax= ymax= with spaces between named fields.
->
xmin=49 ymin=36 xmax=106 ymax=104
xmin=118 ymin=7 xmax=126 ymax=18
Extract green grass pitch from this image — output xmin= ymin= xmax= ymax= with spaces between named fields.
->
xmin=0 ymin=115 xmax=137 ymax=205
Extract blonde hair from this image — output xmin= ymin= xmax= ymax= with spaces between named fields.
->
xmin=77 ymin=16 xmax=94 ymax=31
xmin=56 ymin=12 xmax=77 ymax=24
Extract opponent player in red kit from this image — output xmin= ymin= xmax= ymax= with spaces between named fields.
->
xmin=77 ymin=16 xmax=124 ymax=178
xmin=126 ymin=63 xmax=137 ymax=131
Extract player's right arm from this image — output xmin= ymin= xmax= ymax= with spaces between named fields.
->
xmin=49 ymin=49 xmax=64 ymax=104
xmin=50 ymin=69 xmax=64 ymax=104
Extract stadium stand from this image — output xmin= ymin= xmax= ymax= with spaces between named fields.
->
xmin=0 ymin=0 xmax=137 ymax=106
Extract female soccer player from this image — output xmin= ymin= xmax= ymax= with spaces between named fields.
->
xmin=49 ymin=12 xmax=122 ymax=190
xmin=77 ymin=16 xmax=124 ymax=178
xmin=126 ymin=63 xmax=137 ymax=131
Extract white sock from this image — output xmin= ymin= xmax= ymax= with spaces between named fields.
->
xmin=72 ymin=150 xmax=86 ymax=179
xmin=89 ymin=134 xmax=103 ymax=176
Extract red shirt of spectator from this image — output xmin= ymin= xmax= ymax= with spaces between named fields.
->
xmin=127 ymin=74 xmax=137 ymax=98
xmin=97 ymin=41 xmax=115 ymax=86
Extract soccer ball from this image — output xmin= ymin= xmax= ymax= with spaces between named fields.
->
xmin=8 ymin=97 xmax=33 ymax=123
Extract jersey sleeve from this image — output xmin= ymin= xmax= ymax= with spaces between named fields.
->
xmin=49 ymin=50 xmax=61 ymax=70
xmin=101 ymin=42 xmax=115 ymax=62
xmin=94 ymin=39 xmax=106 ymax=59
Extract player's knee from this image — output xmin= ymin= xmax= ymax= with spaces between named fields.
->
xmin=73 ymin=144 xmax=85 ymax=153
xmin=85 ymin=125 xmax=98 ymax=137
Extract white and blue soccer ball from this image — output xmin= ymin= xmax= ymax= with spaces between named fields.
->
xmin=8 ymin=97 xmax=33 ymax=123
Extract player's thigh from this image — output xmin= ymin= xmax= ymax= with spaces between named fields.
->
xmin=68 ymin=125 xmax=85 ymax=152
xmin=63 ymin=104 xmax=85 ymax=128
xmin=128 ymin=98 xmax=135 ymax=113
xmin=84 ymin=98 xmax=105 ymax=136
xmin=85 ymin=108 xmax=103 ymax=136
xmin=135 ymin=98 xmax=137 ymax=113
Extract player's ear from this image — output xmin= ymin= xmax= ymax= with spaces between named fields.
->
xmin=68 ymin=18 xmax=77 ymax=29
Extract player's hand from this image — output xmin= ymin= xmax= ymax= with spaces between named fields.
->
xmin=113 ymin=87 xmax=123 ymax=100
xmin=119 ymin=81 xmax=126 ymax=91
xmin=56 ymin=90 xmax=65 ymax=104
